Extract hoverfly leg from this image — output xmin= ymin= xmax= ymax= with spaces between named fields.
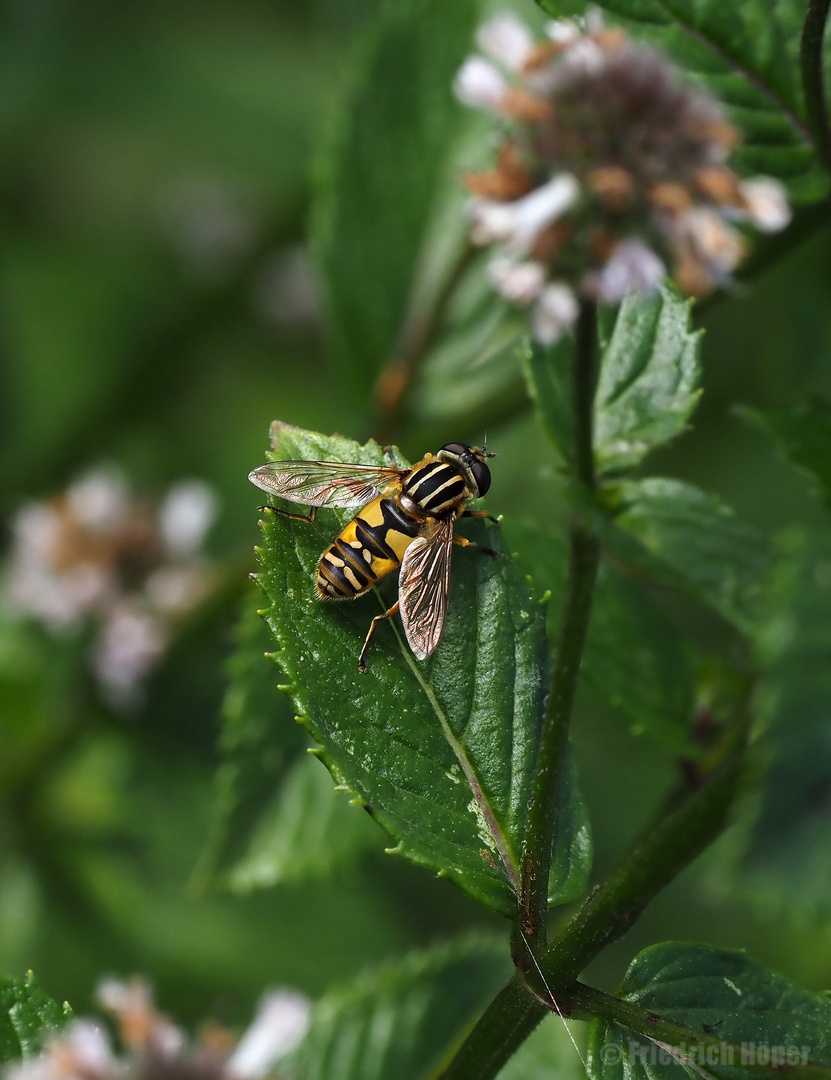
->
xmin=359 ymin=601 xmax=400 ymax=673
xmin=383 ymin=445 xmax=403 ymax=468
xmin=452 ymin=534 xmax=499 ymax=559
xmin=462 ymin=509 xmax=500 ymax=525
xmin=258 ymin=505 xmax=318 ymax=523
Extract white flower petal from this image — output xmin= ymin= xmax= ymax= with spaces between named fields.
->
xmin=67 ymin=467 xmax=128 ymax=532
xmin=476 ymin=12 xmax=535 ymax=71
xmin=590 ymin=239 xmax=666 ymax=302
xmin=159 ymin=481 xmax=217 ymax=556
xmin=532 ymin=283 xmax=579 ymax=344
xmin=738 ymin=177 xmax=791 ymax=233
xmin=486 ymin=257 xmax=546 ymax=304
xmin=453 ymin=56 xmax=507 ymax=111
xmin=91 ymin=603 xmax=167 ymax=703
xmin=544 ymin=18 xmax=581 ymax=45
xmin=681 ymin=207 xmax=745 ymax=273
xmin=226 ymin=990 xmax=311 ymax=1079
xmin=470 ymin=174 xmax=580 ymax=255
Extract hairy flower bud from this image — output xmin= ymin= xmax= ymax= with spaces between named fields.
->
xmin=454 ymin=11 xmax=791 ymax=340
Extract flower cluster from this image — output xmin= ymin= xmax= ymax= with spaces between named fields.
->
xmin=5 ymin=977 xmax=311 ymax=1080
xmin=3 ymin=467 xmax=218 ymax=707
xmin=454 ymin=11 xmax=791 ymax=342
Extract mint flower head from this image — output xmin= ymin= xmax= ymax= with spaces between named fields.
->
xmin=454 ymin=11 xmax=791 ymax=342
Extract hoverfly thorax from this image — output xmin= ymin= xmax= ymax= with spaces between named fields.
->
xmin=249 ymin=438 xmax=498 ymax=669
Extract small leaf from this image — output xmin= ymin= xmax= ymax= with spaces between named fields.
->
xmin=253 ymin=424 xmax=591 ymax=915
xmin=312 ymin=0 xmax=480 ymax=391
xmin=608 ymin=478 xmax=772 ymax=632
xmin=292 ymin=935 xmax=510 ymax=1080
xmin=587 ymin=941 xmax=831 ymax=1080
xmin=0 ymin=974 xmax=70 ymax=1063
xmin=739 ymin=396 xmax=831 ymax=511
xmin=594 ymin=284 xmax=702 ymax=476
xmin=535 ymin=0 xmax=827 ymax=201
xmin=226 ymin=753 xmax=379 ymax=892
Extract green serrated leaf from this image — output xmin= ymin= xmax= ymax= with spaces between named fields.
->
xmin=594 ymin=285 xmax=702 ymax=476
xmin=587 ymin=942 xmax=831 ymax=1080
xmin=739 ymin=396 xmax=831 ymax=512
xmin=312 ymin=0 xmax=480 ymax=392
xmin=536 ymin=0 xmax=828 ymax=201
xmin=226 ymin=752 xmax=379 ymax=892
xmin=608 ymin=478 xmax=772 ymax=632
xmin=292 ymin=934 xmax=510 ymax=1080
xmin=252 ymin=423 xmax=591 ymax=916
xmin=0 ymin=974 xmax=70 ymax=1063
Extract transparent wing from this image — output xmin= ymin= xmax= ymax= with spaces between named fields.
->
xmin=398 ymin=518 xmax=454 ymax=661
xmin=248 ymin=459 xmax=404 ymax=508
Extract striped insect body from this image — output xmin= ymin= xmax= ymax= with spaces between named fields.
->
xmin=249 ymin=442 xmax=497 ymax=670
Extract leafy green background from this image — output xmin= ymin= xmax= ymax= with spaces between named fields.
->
xmin=1 ymin=0 xmax=831 ymax=1064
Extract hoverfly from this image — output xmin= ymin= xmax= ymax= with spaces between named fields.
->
xmin=249 ymin=442 xmax=498 ymax=671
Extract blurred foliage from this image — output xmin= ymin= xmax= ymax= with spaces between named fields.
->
xmin=1 ymin=0 xmax=831 ymax=1065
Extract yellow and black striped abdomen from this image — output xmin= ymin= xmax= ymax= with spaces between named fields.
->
xmin=316 ymin=495 xmax=421 ymax=600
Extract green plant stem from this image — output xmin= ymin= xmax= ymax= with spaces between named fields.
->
xmin=801 ymin=0 xmax=831 ymax=169
xmin=373 ymin=242 xmax=476 ymax=445
xmin=438 ymin=744 xmax=745 ymax=1080
xmin=517 ymin=302 xmax=600 ymax=951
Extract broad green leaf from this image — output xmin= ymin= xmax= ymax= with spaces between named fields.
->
xmin=312 ymin=0 xmax=480 ymax=392
xmin=587 ymin=941 xmax=831 ymax=1080
xmin=607 ymin=478 xmax=772 ymax=632
xmin=739 ymin=397 xmax=831 ymax=511
xmin=0 ymin=974 xmax=70 ymax=1062
xmin=225 ymin=753 xmax=379 ymax=892
xmin=508 ymin=522 xmax=698 ymax=749
xmin=525 ymin=286 xmax=701 ymax=474
xmin=253 ymin=423 xmax=591 ymax=915
xmin=497 ymin=1015 xmax=586 ymax=1080
xmin=536 ymin=0 xmax=827 ymax=201
xmin=193 ymin=597 xmax=308 ymax=892
xmin=725 ymin=528 xmax=831 ymax=919
xmin=594 ymin=285 xmax=701 ymax=476
xmin=291 ymin=935 xmax=510 ymax=1080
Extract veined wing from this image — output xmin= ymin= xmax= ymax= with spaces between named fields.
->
xmin=248 ymin=459 xmax=404 ymax=508
xmin=398 ymin=518 xmax=454 ymax=661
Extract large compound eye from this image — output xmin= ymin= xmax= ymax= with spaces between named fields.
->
xmin=471 ymin=459 xmax=491 ymax=497
xmin=439 ymin=442 xmax=468 ymax=457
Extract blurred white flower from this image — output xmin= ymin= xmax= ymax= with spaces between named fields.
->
xmin=532 ymin=282 xmax=580 ymax=344
xmin=737 ymin=177 xmax=792 ymax=233
xmin=469 ymin=174 xmax=579 ymax=254
xmin=454 ymin=55 xmax=508 ymax=111
xmin=476 ymin=12 xmax=535 ymax=71
xmin=92 ymin=602 xmax=167 ymax=706
xmin=3 ymin=977 xmax=311 ymax=1080
xmin=67 ymin=467 xmax=128 ymax=532
xmin=3 ymin=467 xmax=218 ymax=709
xmin=225 ymin=991 xmax=311 ymax=1079
xmin=586 ymin=239 xmax=666 ymax=303
xmin=486 ymin=257 xmax=546 ymax=304
xmin=159 ymin=481 xmax=218 ymax=556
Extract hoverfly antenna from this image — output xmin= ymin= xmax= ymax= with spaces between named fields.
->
xmin=481 ymin=433 xmax=496 ymax=460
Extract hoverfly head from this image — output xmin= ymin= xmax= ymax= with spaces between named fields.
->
xmin=438 ymin=441 xmax=494 ymax=498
